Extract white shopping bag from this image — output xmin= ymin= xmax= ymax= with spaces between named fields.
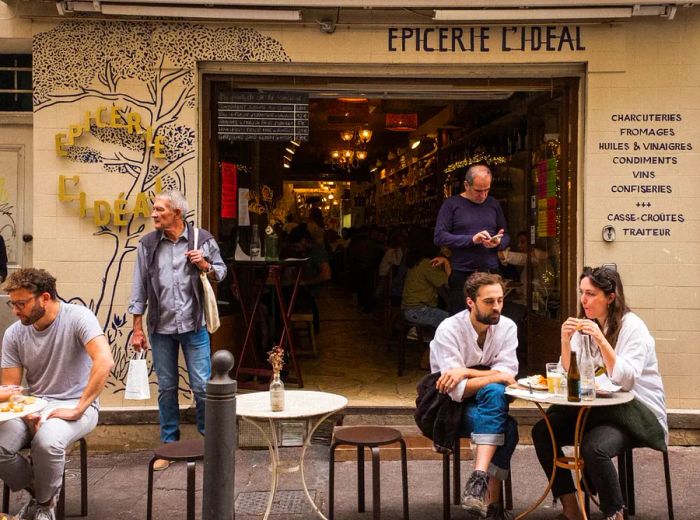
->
xmin=124 ymin=351 xmax=151 ymax=400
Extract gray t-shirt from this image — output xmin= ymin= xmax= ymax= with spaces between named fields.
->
xmin=1 ymin=302 xmax=104 ymax=401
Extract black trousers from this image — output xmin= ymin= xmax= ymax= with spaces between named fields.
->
xmin=532 ymin=407 xmax=631 ymax=517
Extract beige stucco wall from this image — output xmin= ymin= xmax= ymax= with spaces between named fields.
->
xmin=21 ymin=10 xmax=700 ymax=409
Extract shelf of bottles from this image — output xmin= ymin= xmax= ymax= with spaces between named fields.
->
xmin=440 ymin=145 xmax=517 ymax=200
xmin=366 ymin=148 xmax=440 ymax=226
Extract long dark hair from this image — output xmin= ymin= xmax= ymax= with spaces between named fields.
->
xmin=578 ymin=266 xmax=630 ymax=347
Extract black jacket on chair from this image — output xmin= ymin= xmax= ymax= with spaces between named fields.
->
xmin=414 ymin=371 xmax=464 ymax=453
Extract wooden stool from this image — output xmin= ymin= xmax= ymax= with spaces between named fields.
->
xmin=329 ymin=426 xmax=409 ymax=520
xmin=398 ymin=317 xmax=432 ymax=376
xmin=442 ymin=438 xmax=513 ymax=520
xmin=147 ymin=439 xmax=204 ymax=520
xmin=291 ymin=312 xmax=318 ymax=357
xmin=2 ymin=437 xmax=88 ymax=520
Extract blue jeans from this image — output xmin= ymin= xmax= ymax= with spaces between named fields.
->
xmin=403 ymin=306 xmax=449 ymax=329
xmin=458 ymin=383 xmax=519 ymax=480
xmin=150 ymin=329 xmax=211 ymax=443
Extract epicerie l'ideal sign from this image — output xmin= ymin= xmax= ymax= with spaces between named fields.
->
xmin=54 ymin=105 xmax=166 ymax=158
xmin=387 ymin=25 xmax=585 ymax=53
xmin=59 ymin=175 xmax=163 ymax=227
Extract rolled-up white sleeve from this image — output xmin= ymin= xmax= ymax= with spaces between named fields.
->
xmin=430 ymin=325 xmax=469 ymax=402
xmin=488 ymin=320 xmax=519 ymax=377
xmin=610 ymin=326 xmax=650 ymax=391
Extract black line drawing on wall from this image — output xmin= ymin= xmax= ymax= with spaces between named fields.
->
xmin=34 ymin=21 xmax=290 ymax=397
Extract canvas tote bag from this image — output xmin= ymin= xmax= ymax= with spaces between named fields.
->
xmin=124 ymin=351 xmax=150 ymax=400
xmin=194 ymin=227 xmax=221 ymax=334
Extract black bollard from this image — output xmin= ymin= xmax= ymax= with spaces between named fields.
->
xmin=202 ymin=350 xmax=237 ymax=520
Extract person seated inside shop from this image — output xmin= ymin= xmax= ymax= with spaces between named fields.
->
xmin=376 ymin=227 xmax=405 ymax=301
xmin=323 ymin=229 xmax=345 ymax=285
xmin=346 ymin=225 xmax=384 ymax=313
xmin=401 ymin=227 xmax=451 ymax=332
xmin=306 ymin=198 xmax=326 ymax=246
xmin=281 ymin=224 xmax=331 ymax=334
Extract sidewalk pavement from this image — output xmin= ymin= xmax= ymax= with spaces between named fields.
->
xmin=9 ymin=445 xmax=695 ymax=519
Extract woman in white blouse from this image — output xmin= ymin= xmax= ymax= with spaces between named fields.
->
xmin=532 ymin=266 xmax=667 ymax=520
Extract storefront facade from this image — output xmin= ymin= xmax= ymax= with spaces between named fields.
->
xmin=1 ymin=2 xmax=699 ymax=411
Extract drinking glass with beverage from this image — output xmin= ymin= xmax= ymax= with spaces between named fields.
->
xmin=546 ymin=363 xmax=563 ymax=395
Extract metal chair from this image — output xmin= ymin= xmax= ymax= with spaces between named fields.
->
xmin=618 ymin=448 xmax=673 ymax=520
xmin=2 ymin=437 xmax=88 ymax=519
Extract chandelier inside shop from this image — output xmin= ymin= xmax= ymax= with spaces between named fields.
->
xmin=330 ymin=127 xmax=373 ymax=171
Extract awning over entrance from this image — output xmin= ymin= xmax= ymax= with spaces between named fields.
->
xmin=47 ymin=1 xmax=697 ymax=24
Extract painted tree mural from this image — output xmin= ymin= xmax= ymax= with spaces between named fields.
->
xmin=33 ymin=21 xmax=290 ymax=394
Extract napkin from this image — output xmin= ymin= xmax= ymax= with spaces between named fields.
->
xmin=595 ymin=373 xmax=622 ymax=392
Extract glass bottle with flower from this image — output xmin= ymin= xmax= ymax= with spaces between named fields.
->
xmin=267 ymin=345 xmax=285 ymax=412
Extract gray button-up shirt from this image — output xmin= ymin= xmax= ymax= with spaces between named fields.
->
xmin=128 ymin=226 xmax=227 ymax=334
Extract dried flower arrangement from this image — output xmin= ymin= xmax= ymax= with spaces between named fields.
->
xmin=248 ymin=184 xmax=286 ymax=227
xmin=267 ymin=345 xmax=285 ymax=373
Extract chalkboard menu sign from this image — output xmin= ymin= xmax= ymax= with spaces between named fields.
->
xmin=217 ymin=91 xmax=309 ymax=142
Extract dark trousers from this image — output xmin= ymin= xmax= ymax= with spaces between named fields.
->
xmin=532 ymin=408 xmax=631 ymax=517
xmin=352 ymin=268 xmax=375 ymax=312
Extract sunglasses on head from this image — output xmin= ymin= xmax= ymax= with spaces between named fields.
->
xmin=582 ymin=266 xmax=617 ymax=290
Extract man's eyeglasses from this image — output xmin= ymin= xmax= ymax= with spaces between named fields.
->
xmin=6 ymin=296 xmax=36 ymax=310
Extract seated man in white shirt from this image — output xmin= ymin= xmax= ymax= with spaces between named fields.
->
xmin=430 ymin=272 xmax=519 ymax=520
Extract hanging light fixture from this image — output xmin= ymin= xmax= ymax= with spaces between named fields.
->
xmin=332 ymin=126 xmax=372 ymax=171
xmin=358 ymin=128 xmax=373 ymax=143
xmin=339 ymin=130 xmax=355 ymax=142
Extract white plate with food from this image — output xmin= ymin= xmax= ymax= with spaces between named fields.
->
xmin=517 ymin=375 xmax=548 ymax=391
xmin=0 ymin=396 xmax=47 ymax=423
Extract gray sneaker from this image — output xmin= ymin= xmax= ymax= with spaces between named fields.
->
xmin=461 ymin=470 xmax=490 ymax=517
xmin=33 ymin=504 xmax=55 ymax=520
xmin=17 ymin=497 xmax=38 ymax=520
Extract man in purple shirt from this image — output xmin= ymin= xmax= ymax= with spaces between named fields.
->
xmin=434 ymin=163 xmax=509 ymax=315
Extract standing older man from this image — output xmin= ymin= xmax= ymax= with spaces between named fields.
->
xmin=129 ymin=190 xmax=226 ymax=470
xmin=430 ymin=272 xmax=518 ymax=520
xmin=434 ymin=163 xmax=510 ymax=315
xmin=0 ymin=268 xmax=114 ymax=520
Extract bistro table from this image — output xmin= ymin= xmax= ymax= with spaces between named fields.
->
xmin=236 ymin=390 xmax=348 ymax=520
xmin=505 ymin=386 xmax=633 ymax=520
xmin=230 ymin=258 xmax=307 ymax=389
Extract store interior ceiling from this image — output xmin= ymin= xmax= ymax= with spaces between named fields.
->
xmin=284 ymin=90 xmax=537 ymax=182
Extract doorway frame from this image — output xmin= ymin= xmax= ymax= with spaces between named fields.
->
xmin=199 ymin=62 xmax=583 ymax=348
